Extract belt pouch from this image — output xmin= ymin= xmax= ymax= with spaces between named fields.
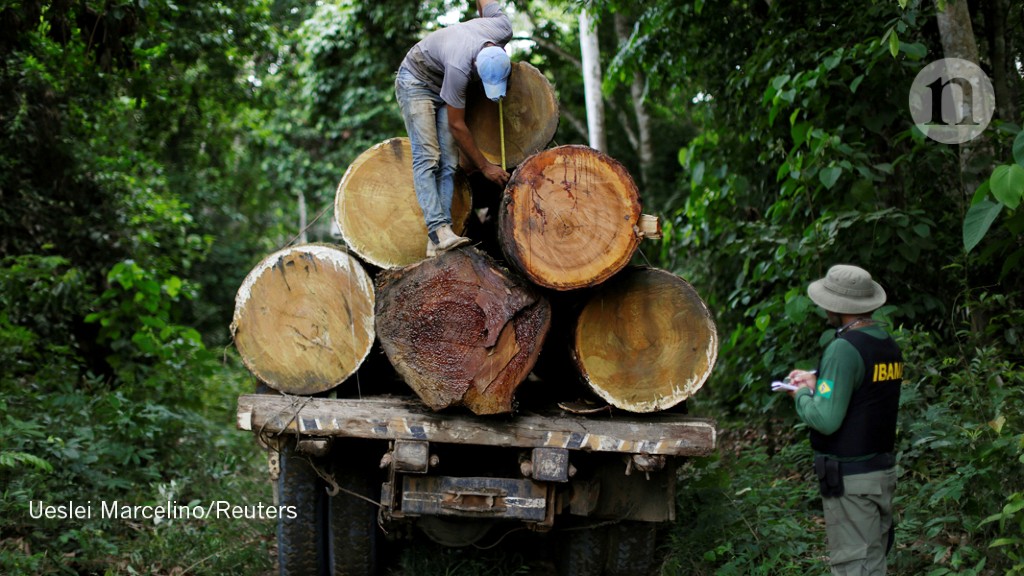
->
xmin=814 ymin=456 xmax=844 ymax=498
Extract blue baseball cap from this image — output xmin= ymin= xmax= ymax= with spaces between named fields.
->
xmin=477 ymin=46 xmax=511 ymax=102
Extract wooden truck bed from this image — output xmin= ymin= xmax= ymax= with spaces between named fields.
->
xmin=236 ymin=394 xmax=716 ymax=457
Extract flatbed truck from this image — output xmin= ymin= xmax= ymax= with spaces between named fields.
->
xmin=236 ymin=392 xmax=716 ymax=575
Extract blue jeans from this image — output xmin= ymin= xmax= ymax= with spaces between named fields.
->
xmin=395 ymin=67 xmax=458 ymax=233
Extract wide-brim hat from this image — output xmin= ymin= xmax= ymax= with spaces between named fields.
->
xmin=477 ymin=45 xmax=511 ymax=102
xmin=807 ymin=264 xmax=887 ymax=314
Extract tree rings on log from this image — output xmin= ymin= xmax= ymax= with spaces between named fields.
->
xmin=466 ymin=62 xmax=559 ymax=169
xmin=334 ymin=137 xmax=472 ymax=268
xmin=374 ymin=247 xmax=551 ymax=415
xmin=231 ymin=244 xmax=375 ymax=395
xmin=499 ymin=145 xmax=643 ymax=291
xmin=573 ymin=268 xmax=717 ymax=413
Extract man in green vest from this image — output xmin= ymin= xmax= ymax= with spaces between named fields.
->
xmin=786 ymin=264 xmax=903 ymax=575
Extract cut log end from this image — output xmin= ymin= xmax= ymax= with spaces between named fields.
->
xmin=573 ymin=268 xmax=717 ymax=412
xmin=499 ymin=145 xmax=643 ymax=290
xmin=335 ymin=137 xmax=472 ymax=269
xmin=375 ymin=247 xmax=551 ymax=415
xmin=232 ymin=244 xmax=376 ymax=395
xmin=466 ymin=62 xmax=559 ymax=169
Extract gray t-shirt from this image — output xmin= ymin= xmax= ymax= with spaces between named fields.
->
xmin=400 ymin=3 xmax=512 ymax=109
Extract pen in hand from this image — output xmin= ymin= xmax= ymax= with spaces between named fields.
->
xmin=771 ymin=369 xmax=817 ymax=392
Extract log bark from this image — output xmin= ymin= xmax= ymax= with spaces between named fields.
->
xmin=499 ymin=145 xmax=645 ymax=291
xmin=573 ymin=268 xmax=717 ymax=413
xmin=231 ymin=244 xmax=376 ymax=395
xmin=374 ymin=247 xmax=551 ymax=415
xmin=465 ymin=61 xmax=559 ymax=170
xmin=334 ymin=137 xmax=472 ymax=269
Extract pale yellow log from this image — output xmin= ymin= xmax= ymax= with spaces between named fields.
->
xmin=334 ymin=138 xmax=472 ymax=269
xmin=574 ymin=268 xmax=718 ymax=412
xmin=231 ymin=244 xmax=375 ymax=395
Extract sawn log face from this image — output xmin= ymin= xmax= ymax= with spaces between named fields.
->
xmin=465 ymin=61 xmax=560 ymax=169
xmin=499 ymin=145 xmax=643 ymax=290
xmin=231 ymin=244 xmax=375 ymax=395
xmin=334 ymin=137 xmax=472 ymax=269
xmin=574 ymin=268 xmax=718 ymax=413
xmin=374 ymin=247 xmax=551 ymax=415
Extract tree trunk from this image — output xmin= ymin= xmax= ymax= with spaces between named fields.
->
xmin=573 ymin=268 xmax=717 ymax=413
xmin=614 ymin=13 xmax=654 ymax=188
xmin=934 ymin=1 xmax=996 ymax=197
xmin=334 ymin=137 xmax=473 ymax=269
xmin=935 ymin=0 xmax=979 ymax=64
xmin=231 ymin=244 xmax=376 ymax=395
xmin=465 ymin=61 xmax=559 ymax=170
xmin=981 ymin=0 xmax=1017 ymax=122
xmin=374 ymin=247 xmax=551 ymax=415
xmin=499 ymin=145 xmax=650 ymax=291
xmin=579 ymin=8 xmax=606 ymax=152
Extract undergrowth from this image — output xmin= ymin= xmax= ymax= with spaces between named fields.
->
xmin=662 ymin=327 xmax=1024 ymax=576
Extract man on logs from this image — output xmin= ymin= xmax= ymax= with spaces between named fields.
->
xmin=394 ymin=0 xmax=512 ymax=257
xmin=785 ymin=265 xmax=903 ymax=575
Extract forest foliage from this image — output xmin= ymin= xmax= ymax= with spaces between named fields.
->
xmin=1 ymin=0 xmax=1023 ymax=574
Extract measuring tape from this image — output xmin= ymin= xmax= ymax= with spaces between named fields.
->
xmin=499 ymin=97 xmax=506 ymax=171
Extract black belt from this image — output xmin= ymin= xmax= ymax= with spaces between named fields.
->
xmin=817 ymin=452 xmax=895 ymax=476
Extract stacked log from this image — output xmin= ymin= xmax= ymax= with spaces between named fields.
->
xmin=374 ymin=247 xmax=551 ymax=415
xmin=498 ymin=145 xmax=649 ymax=291
xmin=465 ymin=61 xmax=560 ymax=169
xmin=334 ymin=137 xmax=473 ymax=268
xmin=231 ymin=244 xmax=375 ymax=395
xmin=232 ymin=59 xmax=718 ymax=415
xmin=572 ymin=268 xmax=718 ymax=413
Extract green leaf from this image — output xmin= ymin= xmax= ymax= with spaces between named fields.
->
xmin=902 ymin=42 xmax=927 ymax=60
xmin=1013 ymin=130 xmax=1024 ymax=167
xmin=691 ymin=161 xmax=705 ymax=186
xmin=819 ymin=166 xmax=842 ymax=190
xmin=971 ymin=181 xmax=991 ymax=206
xmin=0 ymin=451 xmax=53 ymax=472
xmin=784 ymin=293 xmax=812 ymax=324
xmin=990 ymin=164 xmax=1024 ymax=209
xmin=849 ymin=75 xmax=864 ymax=93
xmin=164 ymin=276 xmax=183 ymax=298
xmin=897 ymin=0 xmax=909 ymax=8
xmin=755 ymin=313 xmax=771 ymax=332
xmin=1005 ymin=494 xmax=1024 ymax=515
xmin=889 ymin=30 xmax=899 ymax=58
xmin=963 ymin=199 xmax=1004 ymax=253
xmin=791 ymin=122 xmax=811 ymax=147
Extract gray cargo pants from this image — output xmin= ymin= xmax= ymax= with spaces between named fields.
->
xmin=823 ymin=467 xmax=898 ymax=576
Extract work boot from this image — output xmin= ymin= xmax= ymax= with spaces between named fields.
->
xmin=435 ymin=224 xmax=471 ymax=252
xmin=426 ymin=238 xmax=438 ymax=258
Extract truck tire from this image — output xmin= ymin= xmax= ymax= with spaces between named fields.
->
xmin=326 ymin=460 xmax=380 ymax=575
xmin=553 ymin=521 xmax=607 ymax=576
xmin=277 ymin=439 xmax=326 ymax=576
xmin=604 ymin=521 xmax=661 ymax=576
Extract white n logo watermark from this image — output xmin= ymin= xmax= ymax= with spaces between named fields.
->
xmin=909 ymin=58 xmax=995 ymax=144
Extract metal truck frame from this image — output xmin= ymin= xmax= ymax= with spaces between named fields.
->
xmin=237 ymin=393 xmax=716 ymax=575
